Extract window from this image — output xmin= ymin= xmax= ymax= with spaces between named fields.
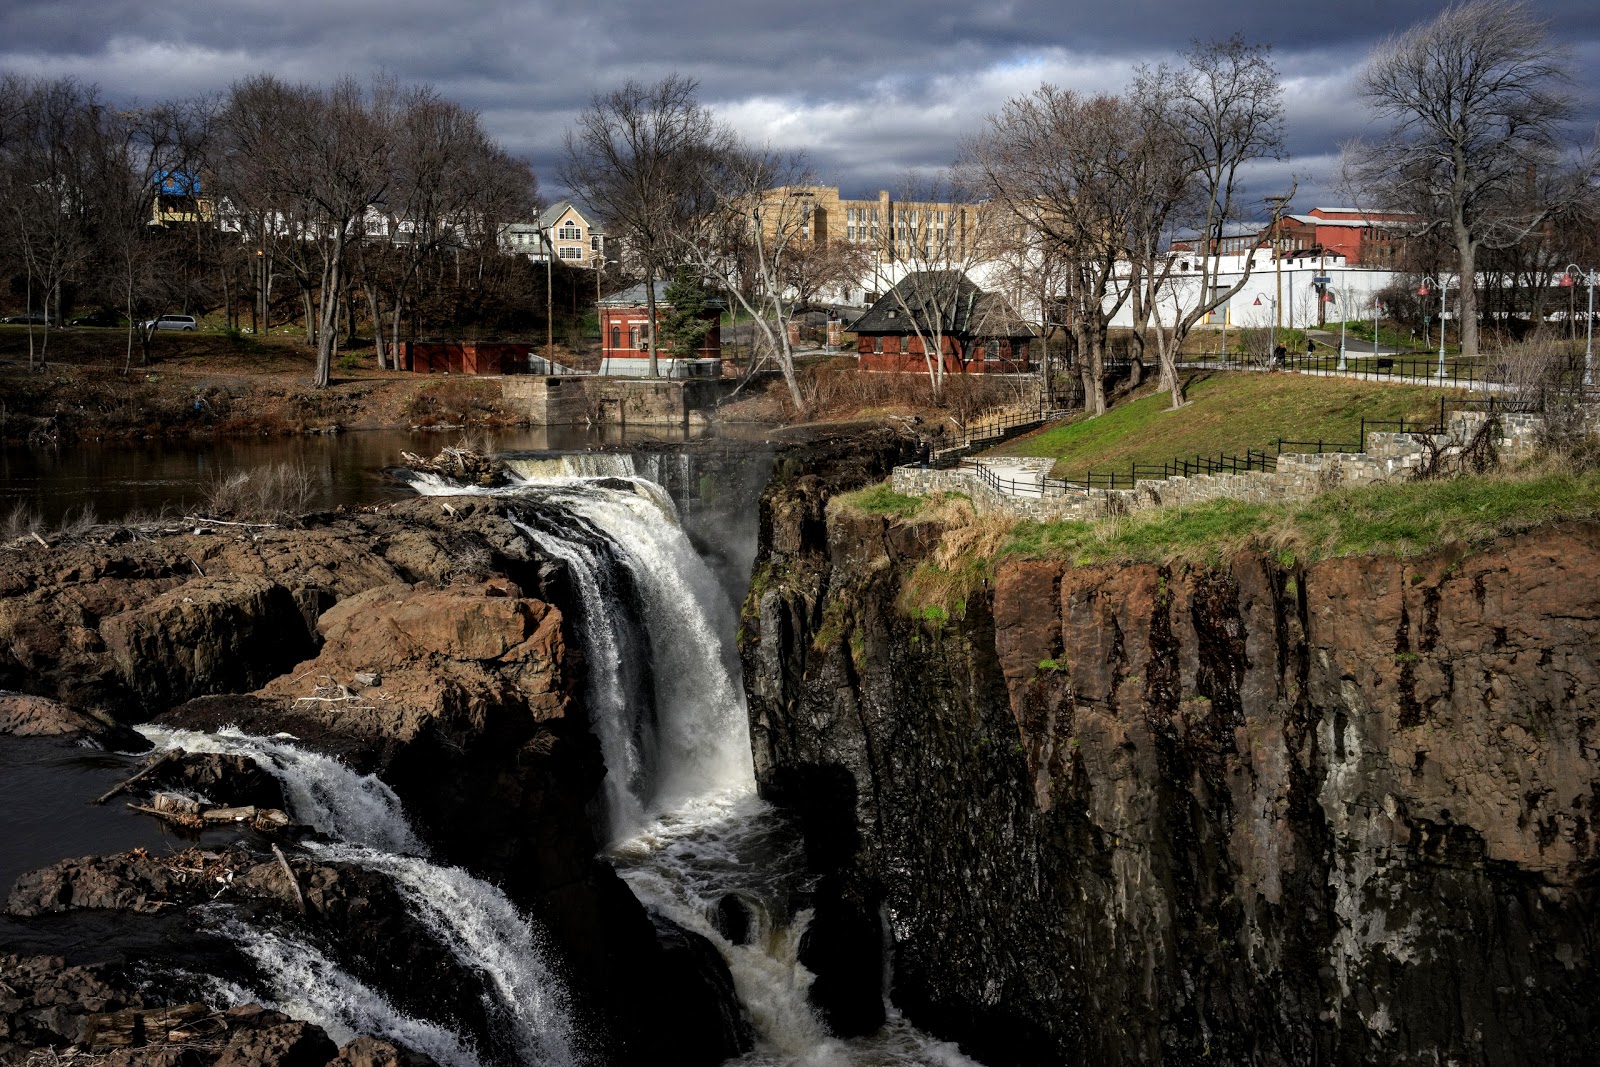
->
xmin=872 ymin=336 xmax=883 ymax=353
xmin=591 ymin=235 xmax=601 ymax=251
xmin=610 ymin=325 xmax=621 ymax=350
xmin=558 ymin=223 xmax=581 ymax=240
xmin=629 ymin=326 xmax=640 ymax=349
xmin=559 ymin=246 xmax=583 ymax=260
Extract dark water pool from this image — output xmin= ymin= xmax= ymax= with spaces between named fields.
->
xmin=0 ymin=424 xmax=705 ymax=526
xmin=0 ymin=736 xmax=247 ymax=897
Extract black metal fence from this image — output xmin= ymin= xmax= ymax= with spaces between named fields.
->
xmin=1176 ymin=351 xmax=1493 ymax=387
xmin=936 ymin=386 xmax=1554 ymax=500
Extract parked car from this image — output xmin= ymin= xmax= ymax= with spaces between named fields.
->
xmin=2 ymin=312 xmax=54 ymax=326
xmin=67 ymin=309 xmax=127 ymax=328
xmin=143 ymin=314 xmax=198 ymax=331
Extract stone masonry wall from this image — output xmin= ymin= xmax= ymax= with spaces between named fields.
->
xmin=891 ymin=410 xmax=1550 ymax=522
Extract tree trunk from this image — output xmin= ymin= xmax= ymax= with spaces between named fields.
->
xmin=368 ymin=286 xmax=386 ymax=371
xmin=1076 ymin=324 xmax=1106 ymax=416
xmin=644 ymin=264 xmax=660 ymax=377
xmin=1454 ymin=227 xmax=1479 ymax=357
xmin=314 ymin=236 xmax=344 ymax=389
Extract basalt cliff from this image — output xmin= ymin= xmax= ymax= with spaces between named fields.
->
xmin=742 ymin=462 xmax=1600 ymax=1065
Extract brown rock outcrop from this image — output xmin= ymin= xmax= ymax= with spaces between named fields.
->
xmin=745 ymin=462 xmax=1600 ymax=1067
xmin=0 ymin=692 xmax=149 ymax=750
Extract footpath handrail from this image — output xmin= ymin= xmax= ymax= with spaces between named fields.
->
xmin=1174 ymin=351 xmax=1491 ymax=387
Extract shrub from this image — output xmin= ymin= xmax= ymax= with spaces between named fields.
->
xmin=200 ymin=462 xmax=316 ymax=522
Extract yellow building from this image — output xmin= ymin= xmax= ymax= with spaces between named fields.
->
xmin=762 ymin=186 xmax=985 ymax=265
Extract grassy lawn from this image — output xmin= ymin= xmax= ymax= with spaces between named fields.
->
xmin=990 ymin=372 xmax=1456 ymax=480
xmin=998 ymin=466 xmax=1600 ymax=567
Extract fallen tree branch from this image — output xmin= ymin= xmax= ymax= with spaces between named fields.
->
xmin=272 ymin=843 xmax=306 ymax=915
xmin=94 ymin=750 xmax=178 ymax=805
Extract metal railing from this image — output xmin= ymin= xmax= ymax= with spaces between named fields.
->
xmin=1176 ymin=351 xmax=1493 ymax=387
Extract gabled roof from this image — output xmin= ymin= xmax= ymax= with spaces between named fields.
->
xmin=538 ymin=199 xmax=603 ymax=233
xmin=597 ymin=280 xmax=726 ymax=310
xmin=853 ymin=271 xmax=1035 ymax=339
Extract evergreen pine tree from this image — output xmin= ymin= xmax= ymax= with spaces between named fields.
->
xmin=660 ymin=267 xmax=715 ymax=360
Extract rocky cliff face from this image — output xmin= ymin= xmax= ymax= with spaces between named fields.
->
xmin=743 ymin=471 xmax=1600 ymax=1066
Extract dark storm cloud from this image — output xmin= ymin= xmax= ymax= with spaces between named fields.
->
xmin=1 ymin=0 xmax=1595 ymax=211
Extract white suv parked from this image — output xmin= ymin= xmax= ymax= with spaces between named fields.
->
xmin=145 ymin=314 xmax=197 ymax=331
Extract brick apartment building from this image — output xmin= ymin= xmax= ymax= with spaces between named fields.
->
xmin=761 ymin=185 xmax=988 ymax=267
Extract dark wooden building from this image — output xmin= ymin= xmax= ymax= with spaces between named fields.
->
xmin=853 ymin=271 xmax=1036 ymax=373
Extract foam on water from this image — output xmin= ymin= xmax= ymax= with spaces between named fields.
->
xmin=139 ymin=726 xmax=581 ymax=1066
xmin=222 ymin=920 xmax=485 ymax=1067
xmin=139 ymin=725 xmax=423 ymax=854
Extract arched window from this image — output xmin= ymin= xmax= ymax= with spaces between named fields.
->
xmin=610 ymin=325 xmax=621 ymax=350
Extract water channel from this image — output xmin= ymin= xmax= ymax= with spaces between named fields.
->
xmin=0 ymin=425 xmax=746 ymax=526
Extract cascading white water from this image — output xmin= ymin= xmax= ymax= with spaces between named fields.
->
xmin=526 ymin=478 xmax=754 ymax=817
xmin=503 ymin=454 xmax=637 ymax=482
xmin=483 ymin=462 xmax=988 ymax=1066
xmin=138 ymin=726 xmax=581 ymax=1067
xmin=223 ymin=920 xmax=485 ymax=1067
xmin=314 ymin=844 xmax=579 ymax=1067
xmin=140 ymin=727 xmax=423 ymax=853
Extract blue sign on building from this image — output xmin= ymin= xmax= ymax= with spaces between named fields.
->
xmin=155 ymin=171 xmax=202 ymax=196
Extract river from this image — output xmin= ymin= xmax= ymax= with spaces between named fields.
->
xmin=0 ymin=425 xmax=723 ymax=526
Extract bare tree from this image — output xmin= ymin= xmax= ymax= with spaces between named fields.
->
xmin=673 ymin=145 xmax=809 ymax=411
xmin=1133 ymin=36 xmax=1287 ymax=407
xmin=962 ymin=90 xmax=1149 ymax=415
xmin=211 ymin=76 xmax=393 ymax=387
xmin=563 ymin=75 xmax=728 ymax=377
xmin=0 ymin=77 xmax=106 ymax=368
xmin=1347 ymin=0 xmax=1592 ymax=357
xmin=867 ymin=173 xmax=991 ymax=402
xmin=780 ymin=237 xmax=870 ymax=311
xmin=363 ymin=83 xmax=534 ymax=369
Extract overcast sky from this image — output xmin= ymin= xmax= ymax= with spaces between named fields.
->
xmin=2 ymin=0 xmax=1597 ymax=216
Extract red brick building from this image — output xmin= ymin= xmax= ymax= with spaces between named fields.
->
xmin=853 ymin=271 xmax=1036 ymax=374
xmin=598 ymin=282 xmax=725 ymax=377
xmin=1267 ymin=208 xmax=1418 ymax=266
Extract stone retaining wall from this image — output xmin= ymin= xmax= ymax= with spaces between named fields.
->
xmin=891 ymin=410 xmax=1552 ymax=522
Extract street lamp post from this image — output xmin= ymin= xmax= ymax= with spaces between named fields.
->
xmin=1559 ymin=264 xmax=1597 ymax=386
xmin=1416 ymin=275 xmax=1455 ymax=380
xmin=1337 ymin=291 xmax=1348 ymax=372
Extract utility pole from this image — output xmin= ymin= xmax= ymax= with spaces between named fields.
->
xmin=1265 ymin=195 xmax=1291 ymax=331
xmin=542 ymin=224 xmax=554 ymax=366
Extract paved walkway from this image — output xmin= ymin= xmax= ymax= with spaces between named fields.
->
xmin=964 ymin=456 xmax=1053 ymax=498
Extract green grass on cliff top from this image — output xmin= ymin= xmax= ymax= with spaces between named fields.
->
xmin=835 ymin=466 xmax=1600 ymax=568
xmin=1002 ymin=466 xmax=1600 ymax=565
xmin=989 ymin=372 xmax=1450 ymax=481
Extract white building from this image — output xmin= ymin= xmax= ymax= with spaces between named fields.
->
xmin=1106 ymin=252 xmax=1400 ymax=336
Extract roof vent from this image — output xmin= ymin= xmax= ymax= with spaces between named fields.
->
xmin=888 ymin=309 xmax=897 ymax=318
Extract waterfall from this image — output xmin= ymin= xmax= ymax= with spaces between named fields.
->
xmin=493 ymin=467 xmax=984 ymax=1064
xmin=510 ymin=478 xmax=753 ymax=820
xmin=383 ymin=456 xmax=985 ymax=1065
xmin=503 ymin=454 xmax=637 ymax=481
xmin=222 ymin=921 xmax=485 ymax=1067
xmin=140 ymin=727 xmax=423 ymax=854
xmin=138 ymin=726 xmax=581 ymax=1067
